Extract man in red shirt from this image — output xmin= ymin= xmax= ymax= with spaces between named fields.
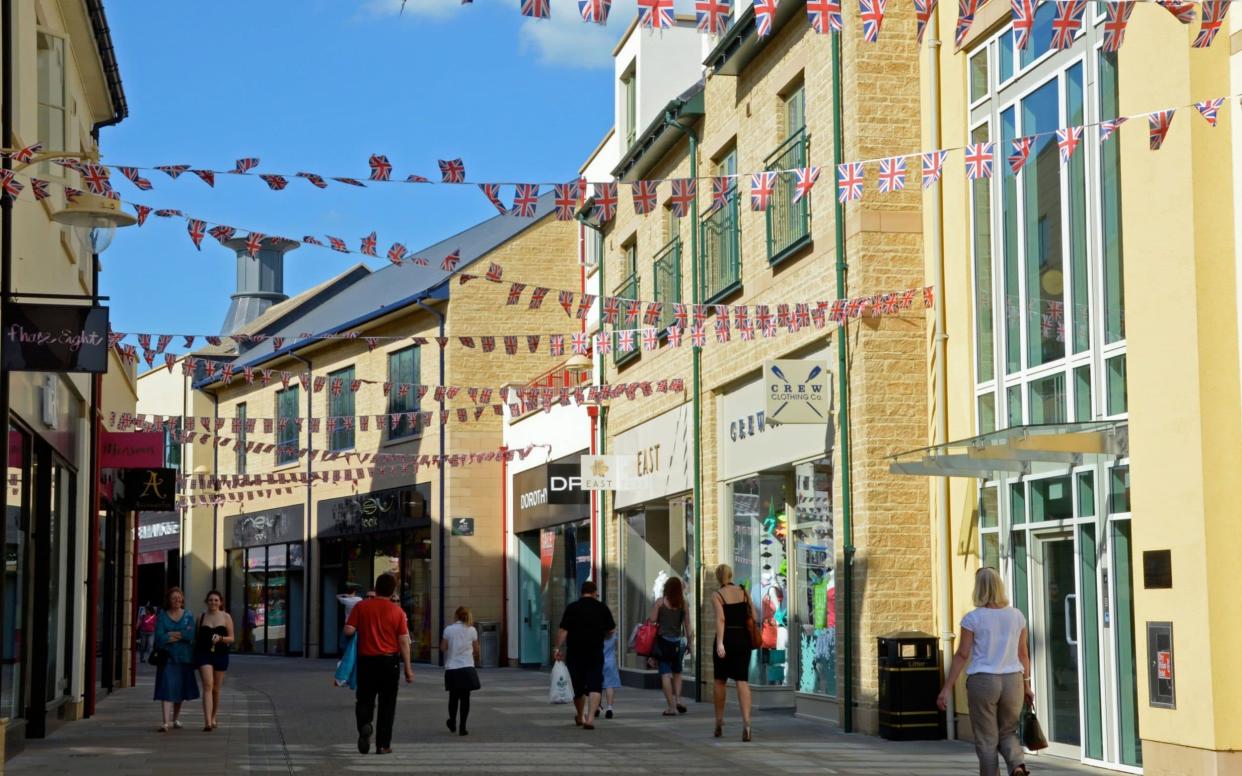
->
xmin=344 ymin=573 xmax=414 ymax=754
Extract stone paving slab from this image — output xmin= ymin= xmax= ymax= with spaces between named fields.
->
xmin=6 ymin=657 xmax=1113 ymax=776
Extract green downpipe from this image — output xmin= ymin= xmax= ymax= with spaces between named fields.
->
xmin=831 ymin=29 xmax=856 ymax=734
xmin=664 ymin=111 xmax=703 ymax=704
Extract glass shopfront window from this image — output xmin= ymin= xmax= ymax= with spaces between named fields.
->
xmin=228 ymin=541 xmax=305 ymax=656
xmin=620 ymin=497 xmax=694 ymax=674
xmin=792 ymin=462 xmax=834 ymax=697
xmin=3 ymin=425 xmax=29 ymax=720
xmin=731 ymin=475 xmax=790 ymax=687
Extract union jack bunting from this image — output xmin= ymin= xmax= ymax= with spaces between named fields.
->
xmin=579 ymin=0 xmax=611 ymax=23
xmin=1050 ymin=0 xmax=1086 ymax=49
xmin=334 ymin=177 xmax=366 ymax=187
xmin=152 ymin=208 xmax=181 ymax=217
xmin=1148 ymin=109 xmax=1176 ymax=150
xmin=30 ymin=178 xmax=49 ymax=201
xmin=638 ymin=0 xmax=675 ymax=28
xmin=1156 ymin=0 xmax=1197 ymax=24
xmin=486 ymin=262 xmax=504 ymax=282
xmin=914 ymin=0 xmax=937 ymax=42
xmin=512 ymin=183 xmax=540 ymax=218
xmin=443 ymin=249 xmax=461 ymax=270
xmin=411 ymin=256 xmax=429 ymax=267
xmin=260 ymin=174 xmax=288 ymax=191
xmin=837 ymin=162 xmax=864 ymax=202
xmin=558 ymin=290 xmax=575 ymax=317
xmin=754 ymin=0 xmax=779 ymax=37
xmin=244 ymin=232 xmax=265 ymax=257
xmin=480 ymin=183 xmax=507 ymax=214
xmin=82 ymin=163 xmax=111 ymax=194
xmin=642 ymin=328 xmax=660 ymax=351
xmin=1195 ymin=97 xmax=1225 ymax=127
xmin=0 ymin=171 xmax=22 ymax=199
xmin=1192 ymin=0 xmax=1230 ymax=47
xmin=302 ymin=235 xmax=324 ymax=246
xmin=711 ymin=177 xmax=732 ymax=211
xmin=807 ymin=0 xmax=843 ymax=33
xmin=134 ymin=205 xmax=151 ymax=226
xmin=361 ymin=231 xmax=378 ymax=257
xmin=406 ymin=174 xmax=429 ymax=183
xmin=507 ymin=283 xmax=527 ymax=305
xmin=1099 ymin=116 xmax=1128 ymax=142
xmin=1102 ymin=1 xmax=1134 ymax=52
xmin=793 ymin=166 xmax=820 ymax=203
xmin=644 ymin=302 xmax=662 ymax=326
xmin=602 ymin=296 xmax=621 ymax=323
xmin=860 ymin=0 xmax=886 ymax=42
xmin=696 ymin=0 xmax=732 ymax=33
xmin=669 ymin=178 xmax=697 ymax=218
xmin=955 ymin=0 xmax=979 ymax=46
xmin=297 ymin=172 xmax=328 ymax=189
xmin=1011 ymin=0 xmax=1036 ymax=48
xmin=964 ymin=142 xmax=995 ymax=180
xmin=667 ymin=326 xmax=683 ymax=348
xmin=1057 ymin=127 xmax=1083 ymax=164
xmin=368 ymin=154 xmax=393 ymax=181
xmin=387 ymin=243 xmax=408 ymax=265
xmin=549 ymin=334 xmax=565 ymax=357
xmin=529 ymin=286 xmax=550 ymax=308
xmin=233 ymin=158 xmax=260 ymax=174
xmin=156 ymin=165 xmax=190 ymax=179
xmin=593 ymin=182 xmax=618 ymax=223
xmin=10 ymin=143 xmax=42 ymax=163
xmin=593 ymin=332 xmax=611 ymax=356
xmin=553 ymin=181 xmax=580 ymax=220
xmin=750 ymin=171 xmax=778 ymax=210
xmin=187 ymin=219 xmax=207 ymax=250
xmin=571 ymin=332 xmax=590 ymax=355
xmin=877 ymin=156 xmax=907 ymax=193
xmin=118 ymin=166 xmax=153 ymax=190
xmin=632 ymin=180 xmax=659 ymax=214
xmin=520 ymin=0 xmax=551 ymax=18
xmin=1008 ymin=137 xmax=1033 ymax=174
xmin=922 ymin=150 xmax=948 ymax=188
xmin=438 ymin=159 xmax=466 ymax=183
xmin=192 ymin=169 xmax=215 ymax=187
xmin=690 ymin=326 xmax=707 ymax=348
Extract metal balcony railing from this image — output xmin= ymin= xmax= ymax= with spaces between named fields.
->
xmin=652 ymin=237 xmax=681 ymax=333
xmin=613 ymin=270 xmax=639 ymax=367
xmin=765 ymin=128 xmax=812 ymax=265
xmin=699 ymin=190 xmax=741 ymax=304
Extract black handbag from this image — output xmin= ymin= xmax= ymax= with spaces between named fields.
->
xmin=148 ymin=647 xmax=169 ymax=667
xmin=1020 ymin=702 xmax=1049 ymax=751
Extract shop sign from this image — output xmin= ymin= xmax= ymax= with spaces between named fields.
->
xmin=719 ymin=375 xmax=832 ymax=482
xmin=2 ymin=303 xmax=109 ymax=373
xmin=512 ymin=453 xmax=591 ymax=534
xmin=612 ymin=403 xmax=694 ymax=510
xmin=317 ymin=484 xmax=429 ymax=538
xmin=101 ymin=431 xmax=165 ymax=469
xmin=579 ymin=455 xmax=629 ymax=491
xmin=116 ymin=467 xmax=176 ymax=511
xmin=548 ymin=462 xmax=590 ymax=504
xmin=764 ymin=359 xmax=832 ymax=425
xmin=137 ymin=511 xmax=181 ymax=552
xmin=225 ymin=505 xmax=305 ymax=549
xmin=451 ymin=517 xmax=475 ymax=536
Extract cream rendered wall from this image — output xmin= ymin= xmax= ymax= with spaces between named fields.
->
xmin=614 ymin=17 xmax=704 ymax=147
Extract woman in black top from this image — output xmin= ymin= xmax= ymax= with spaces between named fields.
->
xmin=712 ymin=564 xmax=757 ymax=742
xmin=193 ymin=590 xmax=234 ymax=732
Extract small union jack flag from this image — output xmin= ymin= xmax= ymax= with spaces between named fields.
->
xmin=0 ymin=170 xmax=23 ymax=199
xmin=1050 ymin=0 xmax=1086 ymax=49
xmin=754 ymin=0 xmax=779 ymax=36
xmin=156 ymin=165 xmax=190 ymax=179
xmin=807 ymin=0 xmax=843 ymax=33
xmin=442 ymin=249 xmax=461 ymax=271
xmin=302 ymin=235 xmax=324 ymax=246
xmin=1099 ymin=116 xmax=1128 ymax=142
xmin=579 ymin=0 xmax=611 ymax=23
xmin=793 ymin=166 xmax=820 ymax=203
xmin=1156 ymin=0 xmax=1197 ymax=24
xmin=1011 ymin=0 xmax=1036 ymax=48
xmin=860 ymin=0 xmax=886 ymax=42
xmin=696 ymin=0 xmax=732 ymax=33
xmin=955 ymin=0 xmax=979 ymax=46
xmin=369 ymin=154 xmax=393 ymax=181
xmin=30 ymin=178 xmax=49 ymax=201
xmin=1149 ymin=109 xmax=1176 ymax=150
xmin=711 ymin=176 xmax=733 ymax=211
xmin=406 ymin=174 xmax=429 ymax=183
xmin=10 ymin=143 xmax=43 ymax=163
xmin=552 ymin=181 xmax=580 ymax=220
xmin=1102 ymin=1 xmax=1134 ymax=52
xmin=260 ymin=174 xmax=288 ymax=191
xmin=327 ymin=236 xmax=349 ymax=253
xmin=192 ymin=169 xmax=214 ymax=187
xmin=133 ymin=205 xmax=151 ymax=226
xmin=642 ymin=328 xmax=660 ymax=350
xmin=593 ymin=182 xmax=618 ymax=223
xmin=486 ymin=262 xmax=504 ymax=282
xmin=1008 ymin=137 xmax=1033 ymax=174
xmin=512 ymin=184 xmax=540 ymax=218
xmin=638 ymin=0 xmax=675 ymax=27
xmin=438 ymin=159 xmax=465 ymax=183
xmin=750 ymin=171 xmax=777 ymax=210
xmin=387 ymin=243 xmax=408 ymax=265
xmin=208 ymin=225 xmax=235 ymax=245
xmin=520 ymin=0 xmax=551 ymax=17
xmin=153 ymin=208 xmax=182 ymax=217
xmin=503 ymin=283 xmax=525 ymax=305
xmin=602 ymin=296 xmax=621 ymax=323
xmin=1193 ymin=0 xmax=1230 ymax=47
xmin=118 ymin=166 xmax=153 ymax=190
xmin=922 ymin=150 xmax=948 ymax=189
xmin=82 ymin=163 xmax=111 ymax=194
xmin=297 ymin=172 xmax=328 ymax=189
xmin=480 ymin=183 xmax=507 ymax=215
xmin=333 ymin=177 xmax=366 ymax=187
xmin=1057 ymin=127 xmax=1083 ymax=164
xmin=670 ymin=178 xmax=697 ymax=217
xmin=632 ymin=180 xmax=659 ymax=215
xmin=914 ymin=0 xmax=937 ymax=42
xmin=964 ymin=142 xmax=995 ymax=180
xmin=571 ymin=332 xmax=590 ymax=355
xmin=1195 ymin=98 xmax=1225 ymax=127
xmin=233 ymin=158 xmax=260 ymax=174
xmin=837 ymin=162 xmax=864 ymax=202
xmin=244 ymin=232 xmax=265 ymax=257
xmin=361 ymin=231 xmax=378 ymax=257
xmin=877 ymin=156 xmax=907 ymax=193
xmin=187 ymin=219 xmax=207 ymax=250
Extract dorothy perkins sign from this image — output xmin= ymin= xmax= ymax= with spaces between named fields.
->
xmin=764 ymin=359 xmax=832 ymax=424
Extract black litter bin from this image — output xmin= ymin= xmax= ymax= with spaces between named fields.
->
xmin=877 ymin=630 xmax=946 ymax=741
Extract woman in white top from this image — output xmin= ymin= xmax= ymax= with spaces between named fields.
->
xmin=441 ymin=606 xmax=481 ymax=736
xmin=938 ymin=567 xmax=1033 ymax=776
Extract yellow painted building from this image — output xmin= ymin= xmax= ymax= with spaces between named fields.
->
xmin=904 ymin=3 xmax=1242 ymax=773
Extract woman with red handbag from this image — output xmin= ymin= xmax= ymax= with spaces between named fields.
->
xmin=711 ymin=564 xmax=759 ymax=742
xmin=649 ymin=577 xmax=692 ymax=717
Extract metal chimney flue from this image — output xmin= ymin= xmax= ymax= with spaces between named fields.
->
xmin=219 ymin=236 xmax=298 ymax=335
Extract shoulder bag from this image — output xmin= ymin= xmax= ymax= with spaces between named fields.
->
xmin=1020 ymin=702 xmax=1049 ymax=751
xmin=739 ymin=586 xmax=763 ymax=650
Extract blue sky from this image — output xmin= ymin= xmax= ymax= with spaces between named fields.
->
xmin=100 ymin=0 xmax=634 ymax=336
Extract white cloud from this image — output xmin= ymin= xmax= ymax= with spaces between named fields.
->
xmin=361 ymin=0 xmax=463 ymax=20
xmin=518 ymin=0 xmax=638 ymax=69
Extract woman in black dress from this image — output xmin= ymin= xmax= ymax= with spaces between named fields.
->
xmin=193 ymin=590 xmax=234 ymax=732
xmin=712 ymin=563 xmax=758 ymax=742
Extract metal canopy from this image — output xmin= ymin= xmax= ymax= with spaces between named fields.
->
xmin=888 ymin=421 xmax=1128 ymax=479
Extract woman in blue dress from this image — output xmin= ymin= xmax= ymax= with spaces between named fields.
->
xmin=601 ymin=631 xmax=621 ymax=719
xmin=153 ymin=587 xmax=200 ymax=732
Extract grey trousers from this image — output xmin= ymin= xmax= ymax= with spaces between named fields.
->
xmin=966 ymin=672 xmax=1026 ymax=776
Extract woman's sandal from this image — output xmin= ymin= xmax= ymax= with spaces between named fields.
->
xmin=742 ymin=725 xmax=752 ymax=742
xmin=713 ymin=721 xmax=723 ymax=738
xmin=157 ymin=724 xmax=168 ymax=733
xmin=1011 ymin=768 xmax=1031 ymax=776
xmin=676 ymin=704 xmax=688 ymax=714
xmin=662 ymin=709 xmax=677 ymax=716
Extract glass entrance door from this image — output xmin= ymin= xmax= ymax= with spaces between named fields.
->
xmin=1032 ymin=532 xmax=1081 ymax=756
xmin=517 ymin=534 xmax=543 ymax=666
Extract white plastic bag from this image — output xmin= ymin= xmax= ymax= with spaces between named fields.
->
xmin=549 ymin=660 xmax=574 ymax=704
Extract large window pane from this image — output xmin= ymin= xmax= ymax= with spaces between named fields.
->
xmin=970 ymin=48 xmax=989 ymax=103
xmin=623 ymin=503 xmax=694 ymax=672
xmin=276 ymin=387 xmax=300 ymax=466
xmin=1066 ymin=64 xmax=1090 ymax=354
xmin=387 ymin=347 xmax=421 ymax=439
xmin=328 ymin=366 xmax=356 ymax=452
xmin=980 ymin=485 xmax=999 ymax=529
xmin=1112 ymin=521 xmax=1142 ymax=766
xmin=972 ymin=120 xmax=996 ymax=383
xmin=1028 ymin=372 xmax=1067 ymax=424
xmin=237 ymin=403 xmax=248 ymax=474
xmin=977 ymin=392 xmax=996 ymax=434
xmin=732 ymin=476 xmax=788 ymax=686
xmin=246 ymin=548 xmax=267 ymax=653
xmin=1074 ymin=365 xmax=1092 ymax=422
xmin=1031 ymin=476 xmax=1072 ymax=522
xmin=793 ymin=463 xmax=834 ymax=697
xmin=1107 ymin=354 xmax=1128 ymax=416
xmin=1019 ymin=3 xmax=1055 ymax=68
xmin=1099 ymin=51 xmax=1126 ymax=343
xmin=1001 ymin=108 xmax=1021 ymax=374
xmin=1006 ymin=384 xmax=1023 ymax=427
xmin=1079 ymin=525 xmax=1104 ymax=760
xmin=1022 ymin=78 xmax=1066 ymax=367
xmin=1109 ymin=466 xmax=1130 ymax=514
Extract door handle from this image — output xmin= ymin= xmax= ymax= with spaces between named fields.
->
xmin=1064 ymin=593 xmax=1078 ymax=646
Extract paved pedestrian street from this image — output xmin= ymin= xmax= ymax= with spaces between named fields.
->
xmin=8 ymin=657 xmax=1109 ymax=776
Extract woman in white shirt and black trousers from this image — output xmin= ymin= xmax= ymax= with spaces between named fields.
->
xmin=938 ymin=567 xmax=1034 ymax=776
xmin=442 ymin=606 xmax=481 ymax=736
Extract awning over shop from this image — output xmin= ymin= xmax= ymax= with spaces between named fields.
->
xmin=889 ymin=421 xmax=1128 ymax=479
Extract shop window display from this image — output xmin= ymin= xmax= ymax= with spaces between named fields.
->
xmin=731 ymin=475 xmax=790 ymax=686
xmin=793 ymin=462 xmax=834 ymax=696
xmin=621 ymin=499 xmax=694 ymax=672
